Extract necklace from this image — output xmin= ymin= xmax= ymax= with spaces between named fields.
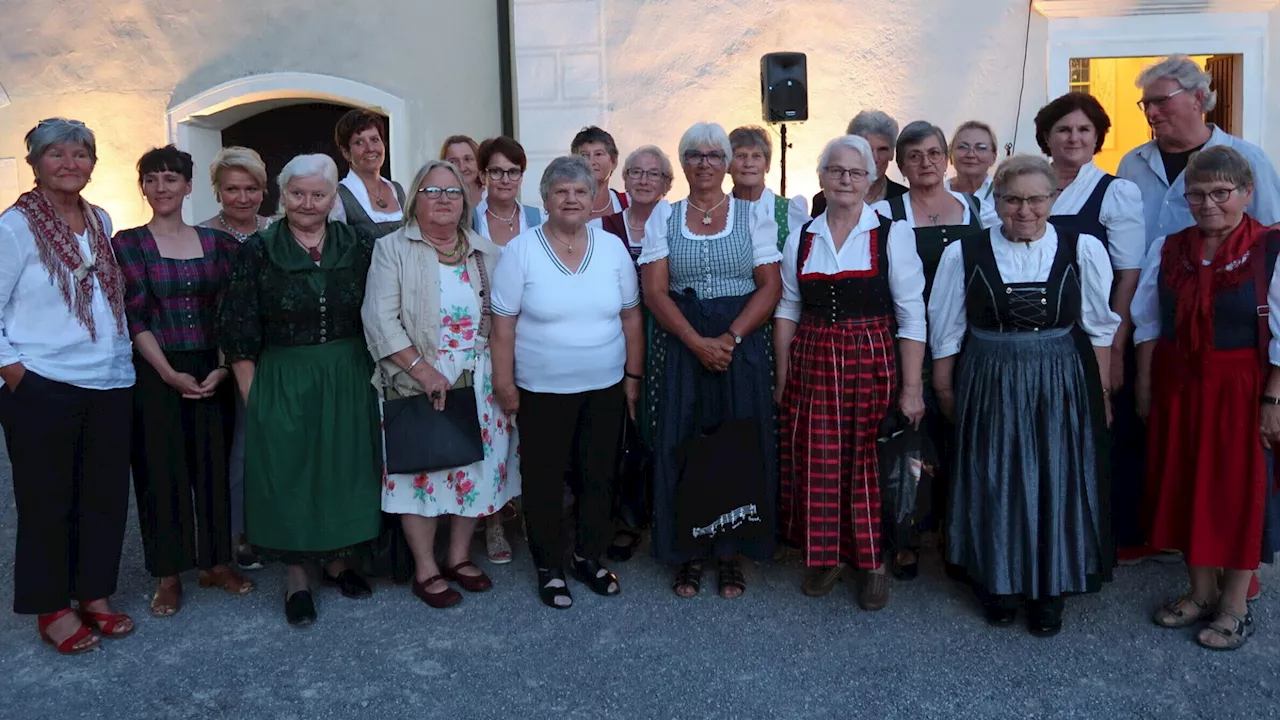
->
xmin=364 ymin=177 xmax=389 ymax=209
xmin=624 ymin=209 xmax=646 ymax=235
xmin=547 ymin=228 xmax=581 ymax=255
xmin=590 ymin=190 xmax=612 ymax=215
xmin=219 ymin=212 xmax=264 ymax=242
xmin=426 ymin=232 xmax=467 ymax=261
xmin=486 ymin=203 xmax=519 ymax=232
xmin=687 ymin=194 xmax=729 ymax=226
xmin=293 ymin=229 xmax=326 ymax=262
xmin=928 ymin=214 xmax=941 ymax=224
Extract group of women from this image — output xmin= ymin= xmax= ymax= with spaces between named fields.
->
xmin=3 ymin=53 xmax=1277 ymax=654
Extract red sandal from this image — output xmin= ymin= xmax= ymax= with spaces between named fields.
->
xmin=78 ymin=602 xmax=135 ymax=639
xmin=37 ymin=608 xmax=100 ymax=655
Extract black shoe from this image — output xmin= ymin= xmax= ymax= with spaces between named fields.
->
xmin=1027 ymin=598 xmax=1064 ymax=637
xmin=284 ymin=590 xmax=316 ymax=627
xmin=890 ymin=559 xmax=919 ymax=581
xmin=981 ymin=594 xmax=1018 ymax=627
xmin=606 ymin=530 xmax=642 ymax=563
xmin=570 ymin=556 xmax=621 ymax=596
xmin=322 ymin=569 xmax=373 ymax=599
xmin=536 ymin=568 xmax=573 ymax=610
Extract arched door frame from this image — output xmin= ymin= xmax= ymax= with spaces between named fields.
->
xmin=167 ymin=72 xmax=409 ymax=223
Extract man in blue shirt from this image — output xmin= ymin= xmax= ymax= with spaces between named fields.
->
xmin=1118 ymin=54 xmax=1280 ymax=247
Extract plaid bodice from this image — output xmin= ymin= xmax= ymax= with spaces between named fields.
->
xmin=666 ymin=198 xmax=758 ymax=300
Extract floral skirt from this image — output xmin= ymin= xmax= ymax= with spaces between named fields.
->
xmin=380 ymin=344 xmax=520 ymax=518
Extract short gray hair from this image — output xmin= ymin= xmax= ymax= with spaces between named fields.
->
xmin=623 ymin=145 xmax=675 ymax=187
xmin=540 ymin=155 xmax=596 ymax=203
xmin=818 ymin=135 xmax=878 ymax=183
xmin=846 ymin=110 xmax=900 ymax=145
xmin=277 ymin=153 xmax=339 ymax=194
xmin=1185 ymin=146 xmax=1254 ymax=190
xmin=1137 ymin=55 xmax=1217 ymax=113
xmin=677 ymin=122 xmax=733 ymax=164
xmin=24 ymin=118 xmax=97 ymax=167
xmin=992 ymin=154 xmax=1058 ymax=197
xmin=405 ymin=159 xmax=473 ymax=234
xmin=896 ymin=121 xmax=949 ymax=162
xmin=729 ymin=125 xmax=773 ymax=165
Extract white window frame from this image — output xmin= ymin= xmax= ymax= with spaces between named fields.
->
xmin=1039 ymin=0 xmax=1277 ymax=150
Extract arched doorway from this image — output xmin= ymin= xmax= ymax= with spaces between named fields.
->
xmin=167 ymin=73 xmax=410 ymax=223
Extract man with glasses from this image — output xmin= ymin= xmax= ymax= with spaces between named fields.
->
xmin=1117 ymin=54 xmax=1280 ymax=246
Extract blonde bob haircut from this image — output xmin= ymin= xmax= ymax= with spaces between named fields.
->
xmin=209 ymin=146 xmax=269 ymax=199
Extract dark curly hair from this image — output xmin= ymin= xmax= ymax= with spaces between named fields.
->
xmin=334 ymin=109 xmax=387 ymax=153
xmin=1034 ymin=92 xmax=1111 ymax=156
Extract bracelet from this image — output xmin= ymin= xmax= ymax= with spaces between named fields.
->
xmin=624 ymin=372 xmax=642 ymax=380
xmin=680 ymin=328 xmax=696 ymax=340
xmin=1262 ymin=395 xmax=1280 ymax=406
xmin=406 ymin=354 xmax=425 ymax=373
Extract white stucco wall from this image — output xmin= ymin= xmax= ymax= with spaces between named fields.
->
xmin=0 ymin=0 xmax=504 ymax=229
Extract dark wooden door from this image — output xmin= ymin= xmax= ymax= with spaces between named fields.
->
xmin=1204 ymin=55 xmax=1238 ymax=135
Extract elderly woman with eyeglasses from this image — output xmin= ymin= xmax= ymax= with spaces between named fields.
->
xmin=930 ymin=154 xmax=1118 ymax=637
xmin=0 ymin=119 xmax=135 ymax=653
xmin=219 ymin=153 xmax=382 ymax=626
xmin=811 ymin=110 xmax=907 ymax=217
xmin=571 ymin=126 xmax=628 ymax=227
xmin=1133 ymin=146 xmax=1280 ymax=651
xmin=641 ymin=122 xmax=782 ymax=599
xmin=728 ymin=125 xmax=810 ymax=250
xmin=776 ymin=135 xmax=926 ymax=610
xmin=946 ymin=121 xmax=1000 ymax=227
xmin=490 ymin=156 xmax=643 ymax=609
xmin=364 ymin=159 xmax=517 ymax=608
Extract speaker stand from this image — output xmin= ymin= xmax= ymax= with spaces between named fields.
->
xmin=779 ymin=124 xmax=791 ymax=198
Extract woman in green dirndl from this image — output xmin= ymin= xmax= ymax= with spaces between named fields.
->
xmin=219 ymin=153 xmax=383 ymax=627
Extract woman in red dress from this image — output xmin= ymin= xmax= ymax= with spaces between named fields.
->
xmin=1134 ymin=146 xmax=1280 ymax=651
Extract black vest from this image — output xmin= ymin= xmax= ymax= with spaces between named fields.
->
xmin=796 ymin=216 xmax=895 ymax=323
xmin=961 ymin=227 xmax=1082 ymax=333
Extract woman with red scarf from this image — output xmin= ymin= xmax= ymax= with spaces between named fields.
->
xmin=1133 ymin=146 xmax=1280 ymax=651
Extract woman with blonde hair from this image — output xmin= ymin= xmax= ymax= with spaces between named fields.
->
xmin=199 ymin=146 xmax=272 ymax=242
xmin=441 ymin=136 xmax=484 ymax=208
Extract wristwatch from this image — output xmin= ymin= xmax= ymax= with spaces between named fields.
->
xmin=729 ymin=330 xmax=742 ymax=345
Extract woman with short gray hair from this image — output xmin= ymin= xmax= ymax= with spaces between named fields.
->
xmin=929 ymin=153 xmax=1118 ymax=637
xmin=219 ymin=153 xmax=383 ymax=626
xmin=811 ymin=110 xmax=907 ymax=217
xmin=490 ymin=155 xmax=643 ymax=609
xmin=728 ymin=125 xmax=809 ymax=250
xmin=0 ymin=118 xmax=136 ymax=653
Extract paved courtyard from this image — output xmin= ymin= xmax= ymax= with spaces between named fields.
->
xmin=0 ymin=442 xmax=1277 ymax=719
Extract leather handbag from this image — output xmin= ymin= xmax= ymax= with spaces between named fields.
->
xmin=382 ymin=385 xmax=484 ymax=475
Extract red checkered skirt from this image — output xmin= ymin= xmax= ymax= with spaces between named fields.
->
xmin=780 ymin=314 xmax=897 ymax=569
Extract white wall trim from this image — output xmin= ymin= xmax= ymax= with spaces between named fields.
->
xmin=1036 ymin=0 xmax=1279 ymax=17
xmin=166 ymin=72 xmax=409 ymax=223
xmin=1045 ymin=11 xmax=1271 ymax=150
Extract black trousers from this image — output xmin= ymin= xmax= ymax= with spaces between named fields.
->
xmin=131 ymin=352 xmax=234 ymax=577
xmin=1 ymin=371 xmax=132 ymax=614
xmin=517 ymin=383 xmax=624 ymax=570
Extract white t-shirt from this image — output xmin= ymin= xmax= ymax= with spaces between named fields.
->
xmin=491 ymin=226 xmax=640 ymax=393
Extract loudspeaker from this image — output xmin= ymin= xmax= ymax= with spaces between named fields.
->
xmin=761 ymin=52 xmax=808 ymax=123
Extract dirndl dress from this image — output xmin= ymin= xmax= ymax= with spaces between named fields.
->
xmin=779 ymin=216 xmax=897 ymax=570
xmin=946 ymin=229 xmax=1111 ymax=599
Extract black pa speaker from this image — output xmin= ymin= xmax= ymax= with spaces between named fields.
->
xmin=761 ymin=52 xmax=808 ymax=123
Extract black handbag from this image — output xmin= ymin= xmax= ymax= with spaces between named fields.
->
xmin=876 ymin=410 xmax=937 ymax=552
xmin=613 ymin=414 xmax=652 ymax=530
xmin=382 ymin=386 xmax=484 ymax=475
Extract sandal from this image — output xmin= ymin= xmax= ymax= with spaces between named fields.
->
xmin=78 ymin=603 xmax=135 ymax=638
xmin=606 ymin=530 xmax=642 ymax=563
xmin=536 ymin=568 xmax=573 ymax=609
xmin=150 ymin=579 xmax=183 ymax=617
xmin=801 ymin=564 xmax=845 ymax=597
xmin=672 ymin=560 xmax=703 ymax=598
xmin=570 ymin=556 xmax=620 ymax=596
xmin=485 ymin=520 xmax=513 ymax=565
xmin=717 ymin=558 xmax=746 ymax=599
xmin=1152 ymin=595 xmax=1213 ymax=629
xmin=37 ymin=608 xmax=100 ymax=655
xmin=199 ymin=566 xmax=255 ymax=595
xmin=1196 ymin=610 xmax=1253 ymax=651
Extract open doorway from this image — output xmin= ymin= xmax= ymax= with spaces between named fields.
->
xmin=1065 ymin=54 xmax=1241 ymax=173
xmin=220 ymin=102 xmax=392 ymax=217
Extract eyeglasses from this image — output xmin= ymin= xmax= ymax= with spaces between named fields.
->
xmin=998 ymin=193 xmax=1055 ymax=210
xmin=1137 ymin=88 xmax=1186 ymax=112
xmin=683 ymin=151 xmax=726 ymax=168
xmin=823 ymin=166 xmax=870 ymax=182
xmin=486 ymin=167 xmax=523 ymax=182
xmin=626 ymin=168 xmax=668 ymax=181
xmin=954 ymin=143 xmax=993 ymax=155
xmin=904 ymin=148 xmax=946 ymax=166
xmin=1184 ymin=186 xmax=1240 ymax=205
xmin=418 ymin=186 xmax=465 ymax=200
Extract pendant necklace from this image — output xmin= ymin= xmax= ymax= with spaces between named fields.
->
xmin=367 ymin=179 xmax=389 ymax=209
xmin=219 ymin=212 xmax=264 ymax=242
xmin=687 ymin=194 xmax=728 ymax=226
xmin=549 ymin=228 xmax=578 ymax=255
xmin=928 ymin=214 xmax=941 ymax=224
xmin=487 ymin=203 xmax=519 ymax=231
xmin=295 ymin=230 xmax=326 ymax=262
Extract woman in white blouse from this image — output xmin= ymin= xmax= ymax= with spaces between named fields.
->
xmin=571 ymin=126 xmax=628 ymax=227
xmin=490 ymin=156 xmax=643 ymax=609
xmin=1034 ymin=92 xmax=1151 ymax=564
xmin=0 ymin=119 xmax=136 ymax=653
xmin=775 ymin=134 xmax=926 ymax=610
xmin=640 ymin=122 xmax=782 ymax=599
xmin=474 ymin=135 xmax=542 ymax=250
xmin=331 ymin=109 xmax=405 ymax=240
xmin=728 ymin=125 xmax=810 ymax=250
xmin=929 ymin=154 xmax=1118 ymax=638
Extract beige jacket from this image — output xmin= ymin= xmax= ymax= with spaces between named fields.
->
xmin=362 ymin=223 xmax=499 ymax=397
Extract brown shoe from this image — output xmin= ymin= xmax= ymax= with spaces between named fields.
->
xmin=857 ymin=571 xmax=890 ymax=611
xmin=150 ymin=580 xmax=183 ymax=617
xmin=801 ymin=564 xmax=845 ymax=597
xmin=199 ymin=566 xmax=255 ymax=595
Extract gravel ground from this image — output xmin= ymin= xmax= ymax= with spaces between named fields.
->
xmin=0 ymin=442 xmax=1277 ymax=720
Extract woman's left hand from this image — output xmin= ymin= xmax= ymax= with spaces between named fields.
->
xmin=623 ymin=377 xmax=640 ymax=420
xmin=190 ymin=367 xmax=229 ymax=399
xmin=1260 ymin=405 xmax=1280 ymax=449
xmin=899 ymin=384 xmax=926 ymax=429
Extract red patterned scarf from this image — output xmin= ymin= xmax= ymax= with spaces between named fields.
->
xmin=1161 ymin=214 xmax=1270 ymax=357
xmin=13 ymin=189 xmax=126 ymax=341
